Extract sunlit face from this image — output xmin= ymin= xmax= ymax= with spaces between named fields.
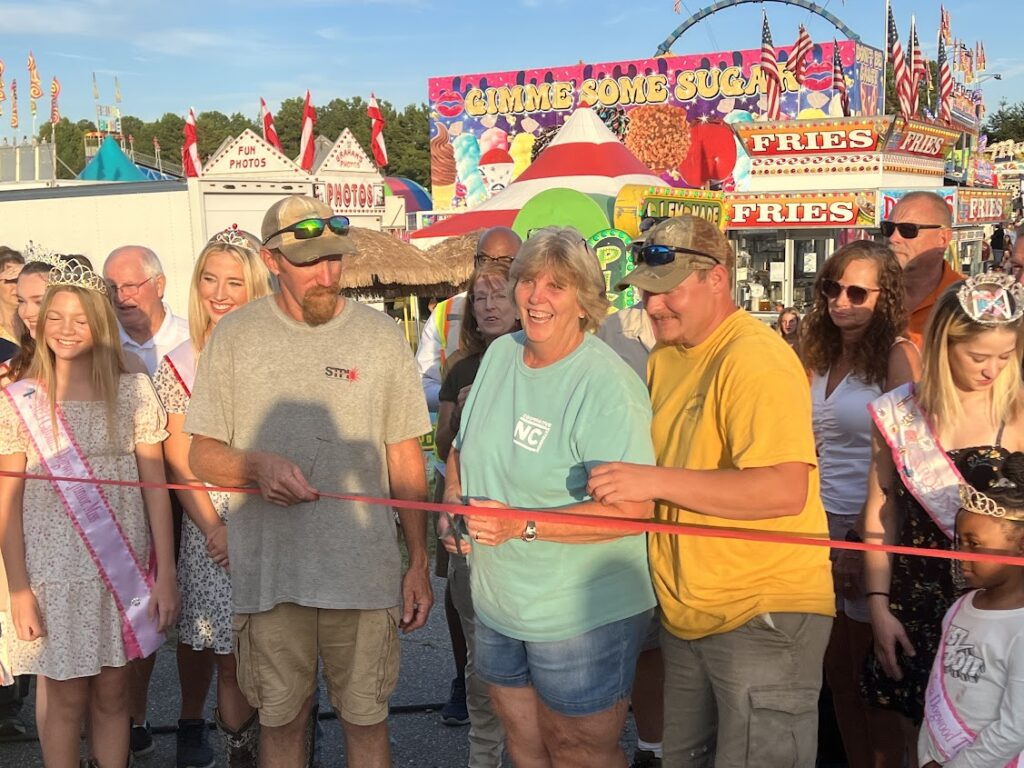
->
xmin=514 ymin=269 xmax=583 ymax=351
xmin=263 ymin=251 xmax=343 ymax=326
xmin=0 ymin=262 xmax=24 ymax=309
xmin=956 ymin=510 xmax=1024 ymax=589
xmin=103 ymin=251 xmax=165 ymax=329
xmin=780 ymin=312 xmax=799 ymax=335
xmin=16 ymin=271 xmax=48 ymax=339
xmin=198 ymin=250 xmax=249 ymax=328
xmin=643 ymin=269 xmax=718 ymax=348
xmin=826 ymin=258 xmax=881 ymax=333
xmin=43 ymin=290 xmax=94 ymax=362
xmin=887 ymin=198 xmax=952 ymax=269
xmin=948 ymin=327 xmax=1019 ymax=392
xmin=470 ymin=274 xmax=516 ymax=341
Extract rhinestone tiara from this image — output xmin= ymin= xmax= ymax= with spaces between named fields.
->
xmin=48 ymin=259 xmax=109 ymax=297
xmin=22 ymin=241 xmax=64 ymax=268
xmin=956 ymin=273 xmax=1024 ymax=326
xmin=959 ymin=484 xmax=1024 ymax=523
xmin=210 ymin=223 xmax=257 ymax=253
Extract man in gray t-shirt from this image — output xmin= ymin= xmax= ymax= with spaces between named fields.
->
xmin=185 ymin=194 xmax=432 ymax=766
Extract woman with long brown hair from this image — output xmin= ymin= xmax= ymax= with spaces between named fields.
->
xmin=801 ymin=240 xmax=920 ymax=768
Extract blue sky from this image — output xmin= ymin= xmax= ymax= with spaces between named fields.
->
xmin=0 ymin=0 xmax=1020 ymax=128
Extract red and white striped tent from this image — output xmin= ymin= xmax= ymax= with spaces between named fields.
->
xmin=410 ymin=107 xmax=663 ymax=247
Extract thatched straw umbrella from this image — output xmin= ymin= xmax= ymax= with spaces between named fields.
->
xmin=422 ymin=230 xmax=482 ymax=289
xmin=340 ymin=227 xmax=461 ymax=299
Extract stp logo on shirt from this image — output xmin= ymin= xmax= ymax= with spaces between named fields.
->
xmin=513 ymin=414 xmax=551 ymax=453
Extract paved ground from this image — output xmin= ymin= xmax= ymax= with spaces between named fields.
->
xmin=0 ymin=575 xmax=641 ymax=767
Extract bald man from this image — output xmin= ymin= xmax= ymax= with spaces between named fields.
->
xmin=103 ymin=245 xmax=189 ymax=374
xmin=885 ymin=192 xmax=962 ymax=349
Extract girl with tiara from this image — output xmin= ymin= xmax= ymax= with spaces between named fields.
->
xmin=863 ymin=273 xmax=1024 ymax=766
xmin=919 ymin=455 xmax=1024 ymax=767
xmin=0 ymin=259 xmax=177 ymax=768
xmin=154 ymin=227 xmax=271 ymax=767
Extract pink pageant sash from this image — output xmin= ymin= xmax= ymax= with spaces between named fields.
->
xmin=924 ymin=595 xmax=1022 ymax=766
xmin=164 ymin=341 xmax=197 ymax=398
xmin=4 ymin=380 xmax=163 ymax=660
xmin=868 ymin=383 xmax=962 ymax=540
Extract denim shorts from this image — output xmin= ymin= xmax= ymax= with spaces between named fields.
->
xmin=474 ymin=609 xmax=653 ymax=716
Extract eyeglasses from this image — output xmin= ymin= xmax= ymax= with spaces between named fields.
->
xmin=105 ymin=276 xmax=153 ymax=298
xmin=821 ymin=278 xmax=881 ymax=305
xmin=474 ymin=252 xmax=515 ymax=266
xmin=469 ymin=292 xmax=511 ymax=305
xmin=880 ymin=221 xmax=945 ymax=239
xmin=636 ymin=244 xmax=722 ymax=267
xmin=262 ymin=216 xmax=351 ymax=246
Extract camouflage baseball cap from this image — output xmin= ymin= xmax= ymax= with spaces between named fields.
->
xmin=618 ymin=216 xmax=731 ymax=293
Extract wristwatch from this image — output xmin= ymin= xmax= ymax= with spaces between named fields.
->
xmin=521 ymin=521 xmax=538 ymax=542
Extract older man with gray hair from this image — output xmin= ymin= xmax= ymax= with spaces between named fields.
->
xmin=103 ymin=245 xmax=189 ymax=375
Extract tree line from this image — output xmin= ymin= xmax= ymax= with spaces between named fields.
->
xmin=37 ymin=95 xmax=431 ymax=185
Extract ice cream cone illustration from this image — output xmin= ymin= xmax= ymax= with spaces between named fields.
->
xmin=430 ymin=122 xmax=457 ymax=210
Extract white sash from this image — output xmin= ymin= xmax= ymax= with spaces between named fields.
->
xmin=868 ymin=383 xmax=962 ymax=540
xmin=163 ymin=341 xmax=197 ymax=398
xmin=924 ymin=595 xmax=1023 ymax=766
xmin=4 ymin=379 xmax=163 ymax=660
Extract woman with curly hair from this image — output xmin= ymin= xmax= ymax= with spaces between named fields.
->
xmin=801 ymin=240 xmax=921 ymax=768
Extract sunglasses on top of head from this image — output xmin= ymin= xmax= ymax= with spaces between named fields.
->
xmin=879 ymin=220 xmax=944 ymax=239
xmin=635 ymin=244 xmax=721 ymax=267
xmin=262 ymin=215 xmax=351 ymax=246
xmin=821 ymin=278 xmax=881 ymax=306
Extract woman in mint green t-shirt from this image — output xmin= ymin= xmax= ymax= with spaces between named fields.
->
xmin=444 ymin=227 xmax=656 ymax=767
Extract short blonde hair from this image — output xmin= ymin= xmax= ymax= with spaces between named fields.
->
xmin=918 ymin=283 xmax=1024 ymax=430
xmin=188 ymin=231 xmax=273 ymax=352
xmin=510 ymin=227 xmax=609 ymax=333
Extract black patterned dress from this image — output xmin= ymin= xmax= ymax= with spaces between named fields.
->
xmin=862 ymin=444 xmax=1007 ymax=723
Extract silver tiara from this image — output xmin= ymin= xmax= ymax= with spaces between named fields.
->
xmin=48 ymin=259 xmax=108 ymax=296
xmin=210 ymin=224 xmax=257 ymax=253
xmin=22 ymin=241 xmax=63 ymax=268
xmin=959 ymin=484 xmax=1024 ymax=523
xmin=957 ymin=274 xmax=1024 ymax=326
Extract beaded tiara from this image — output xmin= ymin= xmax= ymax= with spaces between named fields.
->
xmin=210 ymin=223 xmax=258 ymax=254
xmin=957 ymin=273 xmax=1024 ymax=326
xmin=22 ymin=241 xmax=64 ymax=269
xmin=48 ymin=259 xmax=108 ymax=297
xmin=959 ymin=483 xmax=1024 ymax=523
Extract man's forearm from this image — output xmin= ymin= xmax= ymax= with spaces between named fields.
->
xmin=652 ymin=463 xmax=810 ymax=521
xmin=190 ymin=435 xmax=256 ymax=488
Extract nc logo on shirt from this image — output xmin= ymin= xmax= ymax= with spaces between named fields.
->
xmin=513 ymin=414 xmax=552 ymax=453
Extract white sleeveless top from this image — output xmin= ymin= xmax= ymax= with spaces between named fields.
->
xmin=811 ymin=369 xmax=882 ymax=516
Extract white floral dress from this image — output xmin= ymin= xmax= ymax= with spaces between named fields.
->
xmin=0 ymin=374 xmax=168 ymax=680
xmin=154 ymin=357 xmax=234 ymax=655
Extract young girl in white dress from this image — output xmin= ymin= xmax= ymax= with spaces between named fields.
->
xmin=0 ymin=260 xmax=177 ymax=768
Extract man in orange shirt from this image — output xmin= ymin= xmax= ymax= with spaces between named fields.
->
xmin=883 ymin=191 xmax=961 ymax=349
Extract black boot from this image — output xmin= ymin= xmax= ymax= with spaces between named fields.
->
xmin=215 ymin=708 xmax=259 ymax=768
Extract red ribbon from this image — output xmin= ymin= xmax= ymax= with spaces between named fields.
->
xmin=2 ymin=469 xmax=1023 ymax=566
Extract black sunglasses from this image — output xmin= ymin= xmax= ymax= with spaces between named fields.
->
xmin=262 ymin=215 xmax=350 ymax=246
xmin=636 ymin=244 xmax=721 ymax=267
xmin=821 ymin=278 xmax=881 ymax=305
xmin=475 ymin=251 xmax=515 ymax=266
xmin=880 ymin=220 xmax=944 ymax=239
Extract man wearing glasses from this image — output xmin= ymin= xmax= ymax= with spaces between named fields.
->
xmin=186 ymin=195 xmax=433 ymax=767
xmin=587 ymin=216 xmax=834 ymax=767
xmin=882 ymin=191 xmax=961 ymax=350
xmin=103 ymin=245 xmax=189 ymax=375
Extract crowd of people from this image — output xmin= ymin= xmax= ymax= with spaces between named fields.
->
xmin=0 ymin=189 xmax=1021 ymax=768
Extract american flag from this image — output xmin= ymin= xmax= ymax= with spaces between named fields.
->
xmin=937 ymin=37 xmax=953 ymax=122
xmin=832 ymin=42 xmax=849 ymax=117
xmin=760 ymin=15 xmax=782 ymax=120
xmin=887 ymin=4 xmax=914 ymax=116
xmin=909 ymin=17 xmax=928 ymax=115
xmin=789 ymin=25 xmax=813 ymax=84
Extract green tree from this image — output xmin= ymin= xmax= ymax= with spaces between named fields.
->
xmin=37 ymin=118 xmax=86 ymax=179
xmin=984 ymin=100 xmax=1024 ymax=143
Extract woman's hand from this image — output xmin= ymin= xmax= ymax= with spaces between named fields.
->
xmin=437 ymin=514 xmax=470 ymax=555
xmin=151 ymin=573 xmax=180 ymax=634
xmin=10 ymin=590 xmax=45 ymax=641
xmin=833 ymin=549 xmax=864 ymax=599
xmin=206 ymin=524 xmax=230 ymax=572
xmin=465 ymin=499 xmax=522 ymax=546
xmin=870 ymin=603 xmax=915 ymax=681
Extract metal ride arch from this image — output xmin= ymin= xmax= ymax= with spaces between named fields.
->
xmin=656 ymin=0 xmax=860 ymax=56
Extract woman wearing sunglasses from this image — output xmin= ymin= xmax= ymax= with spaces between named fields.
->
xmin=153 ymin=227 xmax=272 ymax=767
xmin=801 ymin=241 xmax=920 ymax=768
xmin=444 ymin=227 xmax=656 ymax=767
xmin=861 ymin=274 xmax=1024 ymax=766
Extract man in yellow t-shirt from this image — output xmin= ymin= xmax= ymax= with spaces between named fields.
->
xmin=588 ymin=216 xmax=834 ymax=767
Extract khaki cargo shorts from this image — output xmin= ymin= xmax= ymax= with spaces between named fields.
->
xmin=232 ymin=603 xmax=400 ymax=728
